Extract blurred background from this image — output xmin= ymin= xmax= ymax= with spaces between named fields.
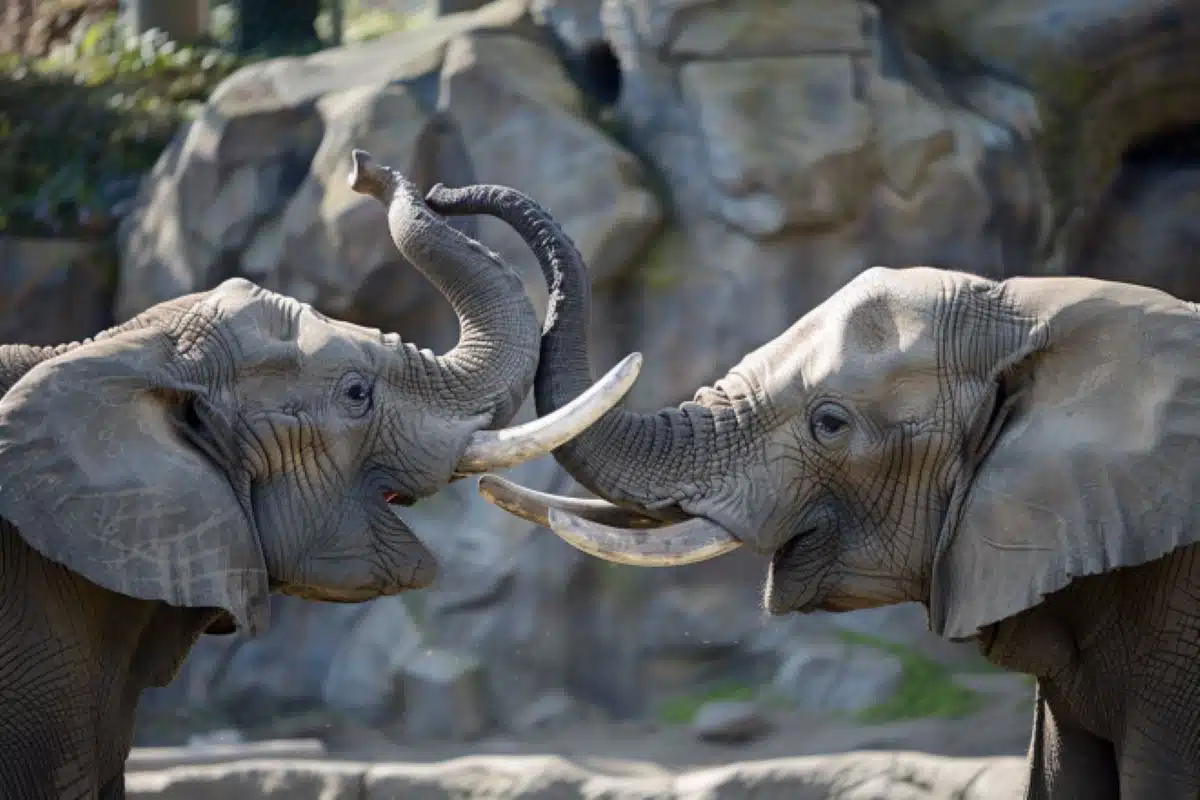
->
xmin=3 ymin=0 xmax=1198 ymax=790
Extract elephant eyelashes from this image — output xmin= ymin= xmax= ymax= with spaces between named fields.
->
xmin=337 ymin=371 xmax=374 ymax=418
xmin=809 ymin=402 xmax=852 ymax=446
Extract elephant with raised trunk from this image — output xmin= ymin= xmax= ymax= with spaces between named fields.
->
xmin=0 ymin=151 xmax=639 ymax=799
xmin=427 ymin=183 xmax=1200 ymax=798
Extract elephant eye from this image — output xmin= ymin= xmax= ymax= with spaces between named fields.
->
xmin=338 ymin=372 xmax=374 ymax=417
xmin=809 ymin=402 xmax=851 ymax=445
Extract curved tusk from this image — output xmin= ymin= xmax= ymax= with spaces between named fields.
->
xmin=477 ymin=474 xmax=669 ymax=530
xmin=456 ymin=352 xmax=643 ymax=473
xmin=546 ymin=507 xmax=742 ymax=567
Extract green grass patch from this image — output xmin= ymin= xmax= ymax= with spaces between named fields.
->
xmin=657 ymin=680 xmax=755 ymax=726
xmin=838 ymin=631 xmax=983 ymax=724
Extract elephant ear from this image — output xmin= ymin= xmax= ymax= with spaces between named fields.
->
xmin=0 ymin=327 xmax=269 ymax=635
xmin=929 ymin=282 xmax=1200 ymax=642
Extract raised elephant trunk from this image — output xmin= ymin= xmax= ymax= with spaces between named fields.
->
xmin=349 ymin=150 xmax=538 ymax=426
xmin=425 ymin=182 xmax=746 ymax=562
xmin=350 ymin=152 xmax=644 ymax=474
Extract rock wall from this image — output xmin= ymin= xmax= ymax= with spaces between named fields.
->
xmin=6 ymin=0 xmax=1200 ymax=746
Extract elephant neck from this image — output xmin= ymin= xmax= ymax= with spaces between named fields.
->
xmin=0 ymin=520 xmax=220 ymax=792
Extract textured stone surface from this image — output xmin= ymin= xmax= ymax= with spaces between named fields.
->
xmin=125 ymin=752 xmax=1027 ymax=799
xmin=0 ymin=236 xmax=115 ymax=346
xmin=320 ymin=597 xmax=422 ymax=721
xmin=772 ymin=641 xmax=905 ymax=714
xmin=692 ymin=701 xmax=771 ymax=744
xmin=401 ymin=649 xmax=491 ymax=741
xmin=127 ymin=760 xmax=364 ymax=800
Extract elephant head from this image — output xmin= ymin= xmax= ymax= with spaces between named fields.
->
xmin=0 ymin=151 xmax=640 ymax=637
xmin=427 ymin=182 xmax=1200 ymax=642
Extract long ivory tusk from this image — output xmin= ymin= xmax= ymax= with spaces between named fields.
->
xmin=546 ymin=507 xmax=742 ymax=567
xmin=456 ymin=352 xmax=643 ymax=473
xmin=477 ymin=474 xmax=669 ymax=530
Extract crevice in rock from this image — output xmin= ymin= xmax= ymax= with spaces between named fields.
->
xmin=1068 ymin=122 xmax=1200 ymax=284
xmin=1121 ymin=121 xmax=1200 ymax=169
xmin=578 ymin=42 xmax=623 ymax=108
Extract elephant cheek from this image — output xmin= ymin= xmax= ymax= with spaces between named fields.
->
xmin=361 ymin=501 xmax=438 ymax=590
xmin=250 ymin=479 xmax=318 ymax=583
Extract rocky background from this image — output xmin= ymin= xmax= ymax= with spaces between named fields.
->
xmin=6 ymin=0 xmax=1200 ymax=794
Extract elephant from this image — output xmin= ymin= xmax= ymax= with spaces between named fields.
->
xmin=425 ymin=182 xmax=1200 ymax=798
xmin=0 ymin=151 xmax=639 ymax=799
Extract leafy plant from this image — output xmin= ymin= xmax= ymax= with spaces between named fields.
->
xmin=657 ymin=680 xmax=756 ymax=726
xmin=0 ymin=14 xmax=249 ymax=237
xmin=319 ymin=0 xmax=426 ymax=45
xmin=838 ymin=631 xmax=983 ymax=724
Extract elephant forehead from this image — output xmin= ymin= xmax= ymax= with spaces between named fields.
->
xmin=750 ymin=287 xmax=942 ymax=410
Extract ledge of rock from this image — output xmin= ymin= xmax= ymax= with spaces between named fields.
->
xmin=126 ymin=751 xmax=1026 ymax=799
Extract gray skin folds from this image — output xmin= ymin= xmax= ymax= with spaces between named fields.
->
xmin=0 ymin=151 xmax=642 ymax=799
xmin=428 ymin=183 xmax=1200 ymax=796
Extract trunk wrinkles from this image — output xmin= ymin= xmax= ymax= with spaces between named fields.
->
xmin=351 ymin=154 xmax=540 ymax=429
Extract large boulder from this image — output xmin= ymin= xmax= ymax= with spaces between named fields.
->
xmin=116 ymin=0 xmax=662 ymax=353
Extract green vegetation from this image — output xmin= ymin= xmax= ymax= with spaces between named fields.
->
xmin=0 ymin=1 xmax=425 ymax=238
xmin=657 ymin=680 xmax=755 ymax=726
xmin=0 ymin=15 xmax=246 ymax=237
xmin=323 ymin=0 xmax=430 ymax=45
xmin=839 ymin=631 xmax=983 ymax=724
xmin=638 ymin=230 xmax=683 ymax=291
xmin=653 ymin=633 xmax=987 ymax=728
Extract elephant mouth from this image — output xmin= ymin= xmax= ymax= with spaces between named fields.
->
xmin=771 ymin=531 xmax=807 ymax=569
xmin=383 ymin=491 xmax=415 ymax=507
xmin=279 ymin=583 xmax=405 ymax=603
xmin=764 ymin=525 xmax=821 ymax=615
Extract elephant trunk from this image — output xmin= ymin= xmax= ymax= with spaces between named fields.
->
xmin=425 ymin=182 xmax=735 ymax=513
xmin=348 ymin=150 xmax=539 ymax=428
xmin=351 ymin=152 xmax=644 ymax=475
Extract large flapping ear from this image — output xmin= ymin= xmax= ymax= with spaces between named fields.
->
xmin=0 ymin=326 xmax=269 ymax=635
xmin=929 ymin=280 xmax=1200 ymax=641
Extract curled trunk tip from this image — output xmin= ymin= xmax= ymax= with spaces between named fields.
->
xmin=347 ymin=149 xmax=393 ymax=203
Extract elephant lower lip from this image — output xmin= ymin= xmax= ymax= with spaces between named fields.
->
xmin=384 ymin=492 xmax=415 ymax=506
xmin=772 ymin=527 xmax=813 ymax=567
xmin=765 ymin=526 xmax=822 ymax=615
xmin=282 ymin=585 xmax=401 ymax=602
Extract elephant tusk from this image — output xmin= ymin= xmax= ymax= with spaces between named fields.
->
xmin=545 ymin=507 xmax=743 ymax=567
xmin=477 ymin=474 xmax=670 ymax=530
xmin=456 ymin=353 xmax=643 ymax=473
